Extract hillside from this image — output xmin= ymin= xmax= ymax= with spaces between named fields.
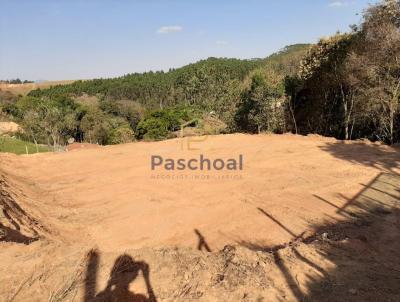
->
xmin=0 ymin=44 xmax=312 ymax=147
xmin=27 ymin=44 xmax=310 ymax=108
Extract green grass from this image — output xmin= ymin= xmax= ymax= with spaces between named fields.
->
xmin=0 ymin=135 xmax=50 ymax=155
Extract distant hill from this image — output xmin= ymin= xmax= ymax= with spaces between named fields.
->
xmin=28 ymin=44 xmax=310 ymax=109
xmin=262 ymin=44 xmax=311 ymax=75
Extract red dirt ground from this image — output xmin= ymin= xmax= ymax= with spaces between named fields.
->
xmin=1 ymin=134 xmax=399 ymax=301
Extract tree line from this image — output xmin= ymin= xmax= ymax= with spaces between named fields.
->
xmin=287 ymin=0 xmax=400 ymax=144
xmin=1 ymin=45 xmax=306 ymax=147
xmin=0 ymin=79 xmax=34 ymax=84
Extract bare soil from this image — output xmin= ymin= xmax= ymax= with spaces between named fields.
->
xmin=0 ymin=122 xmax=21 ymax=135
xmin=0 ymin=134 xmax=399 ymax=301
xmin=0 ymin=80 xmax=75 ymax=96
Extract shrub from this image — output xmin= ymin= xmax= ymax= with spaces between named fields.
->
xmin=136 ymin=107 xmax=194 ymax=140
xmin=107 ymin=125 xmax=134 ymax=144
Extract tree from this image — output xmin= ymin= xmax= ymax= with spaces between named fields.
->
xmin=234 ymin=70 xmax=285 ymax=133
xmin=293 ymin=0 xmax=400 ymax=144
xmin=353 ymin=0 xmax=400 ymax=143
xmin=17 ymin=96 xmax=79 ymax=149
xmin=298 ymin=33 xmax=355 ymax=139
xmin=284 ymin=75 xmax=303 ymax=134
xmin=21 ymin=110 xmax=42 ymax=152
xmin=108 ymin=125 xmax=135 ymax=144
xmin=135 ymin=107 xmax=193 ymax=140
xmin=80 ymin=107 xmax=110 ymax=144
xmin=234 ymin=73 xmax=265 ymax=133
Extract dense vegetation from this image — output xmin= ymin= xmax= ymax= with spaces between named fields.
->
xmin=1 ymin=0 xmax=399 ymax=150
xmin=287 ymin=0 xmax=400 ymax=144
xmin=1 ymin=44 xmax=307 ymax=147
xmin=28 ymin=58 xmax=259 ymax=110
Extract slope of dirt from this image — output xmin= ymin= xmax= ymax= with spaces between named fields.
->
xmin=0 ymin=134 xmax=399 ymax=301
xmin=0 ymin=172 xmax=47 ymax=244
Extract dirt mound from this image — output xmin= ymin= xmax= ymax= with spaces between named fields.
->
xmin=3 ymin=202 xmax=400 ymax=301
xmin=0 ymin=173 xmax=47 ymax=244
xmin=173 ymin=115 xmax=228 ymax=137
xmin=0 ymin=134 xmax=399 ymax=301
xmin=0 ymin=122 xmax=21 ymax=134
xmin=67 ymin=142 xmax=102 ymax=151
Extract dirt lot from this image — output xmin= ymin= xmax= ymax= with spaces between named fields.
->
xmin=0 ymin=80 xmax=75 ymax=96
xmin=0 ymin=134 xmax=399 ymax=301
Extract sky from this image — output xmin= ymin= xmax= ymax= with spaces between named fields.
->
xmin=0 ymin=0 xmax=376 ymax=81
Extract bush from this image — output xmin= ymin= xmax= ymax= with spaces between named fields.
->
xmin=107 ymin=125 xmax=134 ymax=144
xmin=136 ymin=117 xmax=169 ymax=140
xmin=80 ymin=107 xmax=110 ymax=144
xmin=136 ymin=107 xmax=194 ymax=140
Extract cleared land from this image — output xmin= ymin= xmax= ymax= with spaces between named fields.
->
xmin=0 ymin=134 xmax=399 ymax=301
xmin=0 ymin=80 xmax=75 ymax=95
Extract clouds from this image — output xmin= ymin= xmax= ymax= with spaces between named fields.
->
xmin=328 ymin=1 xmax=355 ymax=8
xmin=157 ymin=25 xmax=183 ymax=34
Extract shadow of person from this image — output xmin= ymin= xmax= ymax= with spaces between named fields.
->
xmin=194 ymin=229 xmax=212 ymax=252
xmin=84 ymin=250 xmax=156 ymax=302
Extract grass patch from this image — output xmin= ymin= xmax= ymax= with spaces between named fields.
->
xmin=0 ymin=135 xmax=50 ymax=155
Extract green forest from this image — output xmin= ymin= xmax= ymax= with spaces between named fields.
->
xmin=1 ymin=0 xmax=399 ymax=148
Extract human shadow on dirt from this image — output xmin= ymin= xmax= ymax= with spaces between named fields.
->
xmin=194 ymin=229 xmax=212 ymax=252
xmin=238 ymin=172 xmax=400 ymax=301
xmin=84 ymin=249 xmax=157 ymax=302
xmin=319 ymin=141 xmax=400 ymax=172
